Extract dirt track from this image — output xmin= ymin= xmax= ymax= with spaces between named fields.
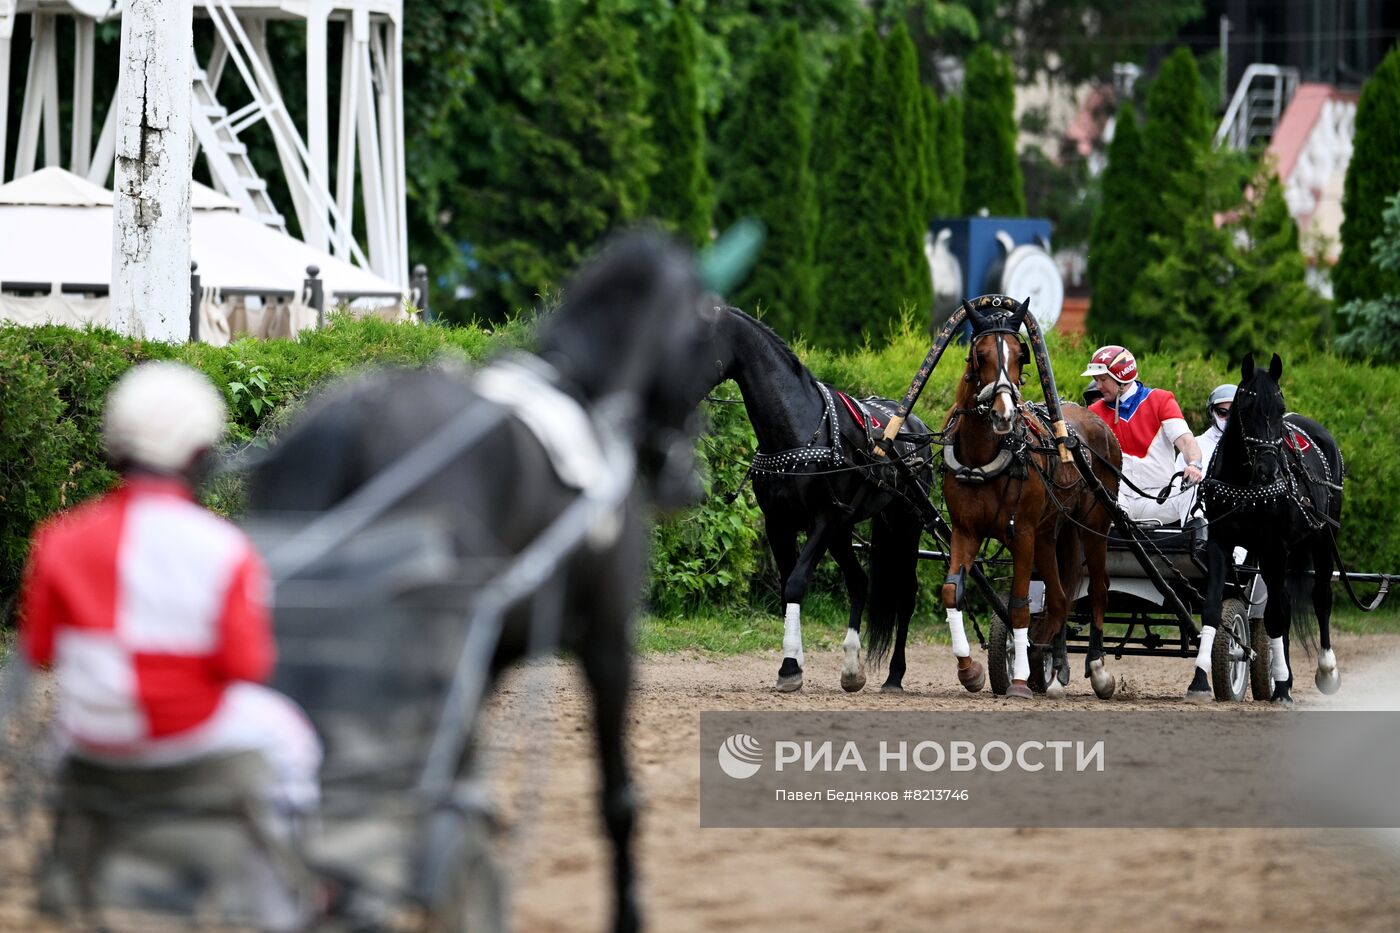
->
xmin=4 ymin=635 xmax=1400 ymax=931
xmin=498 ymin=633 xmax=1400 ymax=933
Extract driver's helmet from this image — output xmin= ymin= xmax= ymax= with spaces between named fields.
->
xmin=1207 ymin=383 xmax=1237 ymax=420
xmin=1081 ymin=345 xmax=1137 ymax=384
xmin=103 ymin=362 xmax=227 ymax=473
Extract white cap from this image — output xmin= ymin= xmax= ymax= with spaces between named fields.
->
xmin=103 ymin=362 xmax=227 ymax=472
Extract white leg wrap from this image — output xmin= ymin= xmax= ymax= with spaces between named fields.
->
xmin=1318 ymin=648 xmax=1337 ymax=673
xmin=1195 ymin=626 xmax=1216 ymax=672
xmin=1270 ymin=636 xmax=1289 ymax=682
xmin=783 ymin=603 xmax=804 ymax=668
xmin=842 ymin=628 xmax=861 ymax=673
xmin=1013 ymin=628 xmax=1030 ymax=682
xmin=946 ymin=608 xmax=970 ymax=658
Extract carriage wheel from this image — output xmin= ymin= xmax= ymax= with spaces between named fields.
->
xmin=1249 ymin=616 xmax=1273 ymax=701
xmin=422 ymin=808 xmax=505 ymax=933
xmin=1210 ymin=598 xmax=1250 ymax=702
xmin=1025 ymin=614 xmax=1053 ymax=694
xmin=987 ymin=615 xmax=1011 ymax=696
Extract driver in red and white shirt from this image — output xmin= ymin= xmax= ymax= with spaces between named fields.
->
xmin=1083 ymin=345 xmax=1205 ymax=525
xmin=19 ymin=362 xmax=320 ymax=817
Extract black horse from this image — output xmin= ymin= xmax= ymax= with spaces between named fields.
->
xmin=704 ymin=307 xmax=933 ymax=693
xmin=1196 ymin=352 xmax=1344 ymax=704
xmin=245 ymin=232 xmax=719 ymax=932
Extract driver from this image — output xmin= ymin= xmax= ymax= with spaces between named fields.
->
xmin=18 ymin=362 xmax=321 ymax=895
xmin=1083 ymin=345 xmax=1205 ymax=525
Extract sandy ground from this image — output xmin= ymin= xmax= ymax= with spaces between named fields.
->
xmin=500 ymin=634 xmax=1400 ymax=933
xmin=4 ymin=635 xmax=1400 ymax=931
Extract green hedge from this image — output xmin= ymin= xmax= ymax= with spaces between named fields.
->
xmin=3 ymin=315 xmax=1398 ymax=625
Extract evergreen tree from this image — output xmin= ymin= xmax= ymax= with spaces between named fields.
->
xmin=715 ymin=23 xmax=818 ymax=336
xmin=811 ymin=38 xmax=859 ymax=226
xmin=938 ymin=95 xmax=965 ymax=215
xmin=1336 ymin=192 xmax=1400 ymax=362
xmin=645 ymin=0 xmax=712 ymax=247
xmin=885 ymin=23 xmax=935 ymax=308
xmin=1232 ymin=170 xmax=1326 ymax=356
xmin=1334 ymin=45 xmax=1400 ymax=309
xmin=460 ymin=1 xmax=654 ymax=317
xmin=1129 ymin=191 xmax=1238 ymax=354
xmin=960 ymin=45 xmax=1025 ymax=216
xmin=920 ymin=86 xmax=947 ymax=221
xmin=815 ymin=26 xmax=931 ymax=349
xmin=1086 ymin=102 xmax=1148 ymax=338
xmin=1138 ymin=47 xmax=1211 ymax=262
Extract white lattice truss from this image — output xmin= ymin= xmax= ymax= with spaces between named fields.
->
xmin=1282 ymin=98 xmax=1356 ymax=224
xmin=0 ymin=0 xmax=407 ymax=286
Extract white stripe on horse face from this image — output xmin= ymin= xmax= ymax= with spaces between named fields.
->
xmin=992 ymin=336 xmax=1017 ymax=427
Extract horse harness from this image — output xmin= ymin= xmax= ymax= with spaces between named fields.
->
xmin=941 ymin=399 xmax=1062 ymax=485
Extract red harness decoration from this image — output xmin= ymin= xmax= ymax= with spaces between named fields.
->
xmin=1285 ymin=425 xmax=1311 ymax=453
xmin=836 ymin=391 xmax=881 ymax=430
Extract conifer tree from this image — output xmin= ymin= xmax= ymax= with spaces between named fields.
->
xmin=1232 ymin=170 xmax=1326 ymax=355
xmin=885 ymin=23 xmax=935 ymax=309
xmin=920 ymin=86 xmax=947 ymax=221
xmin=1334 ymin=44 xmax=1400 ymax=309
xmin=715 ymin=22 xmax=817 ymax=336
xmin=960 ymin=45 xmax=1024 ymax=216
xmin=815 ymin=27 xmax=931 ymax=348
xmin=1087 ymin=102 xmax=1148 ymax=336
xmin=1139 ymin=47 xmax=1211 ymax=261
xmin=938 ymin=95 xmax=965 ymax=215
xmin=646 ymin=0 xmax=712 ymax=247
xmin=460 ymin=2 xmax=653 ymax=317
xmin=811 ymin=39 xmax=858 ymax=224
xmin=1336 ymin=192 xmax=1400 ymax=362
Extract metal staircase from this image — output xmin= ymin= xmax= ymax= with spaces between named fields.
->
xmin=1215 ymin=64 xmax=1299 ymax=151
xmin=190 ymin=65 xmax=285 ymax=229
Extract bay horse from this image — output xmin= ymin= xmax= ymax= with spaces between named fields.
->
xmin=245 ymin=232 xmax=719 ymax=933
xmin=705 ymin=307 xmax=933 ymax=693
xmin=1197 ymin=352 xmax=1344 ymax=704
xmin=939 ymin=296 xmax=1121 ymax=699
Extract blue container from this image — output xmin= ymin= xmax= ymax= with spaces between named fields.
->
xmin=928 ymin=216 xmax=1058 ymax=335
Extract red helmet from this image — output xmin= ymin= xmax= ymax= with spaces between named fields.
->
xmin=1081 ymin=345 xmax=1137 ymax=384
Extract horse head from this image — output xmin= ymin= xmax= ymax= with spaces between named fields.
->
xmin=1234 ymin=352 xmax=1287 ymax=484
xmin=963 ymin=295 xmax=1031 ymax=436
xmin=536 ymin=229 xmax=720 ymax=509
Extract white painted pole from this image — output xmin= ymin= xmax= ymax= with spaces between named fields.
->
xmin=305 ymin=0 xmax=331 ymax=251
xmin=71 ymin=17 xmax=95 ymax=176
xmin=0 ymin=11 xmax=12 ymax=184
xmin=111 ymin=0 xmax=194 ymax=341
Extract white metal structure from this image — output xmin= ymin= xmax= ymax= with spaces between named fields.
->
xmin=1215 ymin=64 xmax=1300 ymax=152
xmin=0 ymin=0 xmax=406 ymax=286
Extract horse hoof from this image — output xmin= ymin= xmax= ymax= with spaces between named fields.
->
xmin=1088 ymin=661 xmax=1115 ymax=700
xmin=1315 ymin=668 xmax=1341 ymax=695
xmin=1005 ymin=681 xmax=1034 ymax=700
xmin=1270 ymin=692 xmax=1294 ymax=707
xmin=775 ymin=672 xmax=803 ymax=693
xmin=1185 ymin=668 xmax=1212 ymax=703
xmin=957 ymin=660 xmax=986 ymax=693
xmin=1045 ymin=680 xmax=1066 ymax=699
xmin=880 ymin=682 xmax=905 ymax=694
xmin=841 ymin=670 xmax=867 ymax=693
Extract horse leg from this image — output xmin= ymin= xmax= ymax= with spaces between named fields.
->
xmin=1078 ymin=530 xmax=1116 ymax=700
xmin=775 ymin=516 xmax=835 ymax=693
xmin=828 ymin=533 xmax=868 ymax=693
xmin=1312 ymin=536 xmax=1341 ymax=694
xmin=1261 ymin=554 xmax=1294 ymax=705
xmin=1005 ymin=530 xmax=1036 ymax=700
xmin=764 ymin=519 xmax=804 ymax=693
xmin=941 ymin=531 xmax=985 ymax=693
xmin=579 ymin=631 xmax=641 ymax=933
xmin=1187 ymin=537 xmax=1233 ymax=700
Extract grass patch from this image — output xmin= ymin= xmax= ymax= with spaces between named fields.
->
xmin=1329 ymin=598 xmax=1400 ymax=635
xmin=637 ymin=592 xmax=954 ymax=654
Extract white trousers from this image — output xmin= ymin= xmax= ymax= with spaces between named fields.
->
xmin=65 ymin=682 xmax=322 ymax=812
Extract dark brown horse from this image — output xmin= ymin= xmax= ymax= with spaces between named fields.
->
xmin=938 ymin=296 xmax=1122 ymax=698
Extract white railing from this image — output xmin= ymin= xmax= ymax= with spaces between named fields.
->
xmin=1215 ymin=64 xmax=1299 ymax=151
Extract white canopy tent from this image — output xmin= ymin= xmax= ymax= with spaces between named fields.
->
xmin=0 ymin=167 xmax=407 ymax=343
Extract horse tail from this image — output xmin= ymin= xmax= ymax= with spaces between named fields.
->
xmin=1286 ymin=548 xmax=1319 ymax=658
xmin=866 ymin=510 xmax=921 ymax=666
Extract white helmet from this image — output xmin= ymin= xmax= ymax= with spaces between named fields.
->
xmin=103 ymin=362 xmax=227 ymax=472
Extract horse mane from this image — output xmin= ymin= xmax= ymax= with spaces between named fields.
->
xmin=725 ymin=306 xmax=811 ymax=378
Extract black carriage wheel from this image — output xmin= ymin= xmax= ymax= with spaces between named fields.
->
xmin=988 ymin=615 xmax=1011 ymax=696
xmin=1249 ymin=616 xmax=1273 ymax=701
xmin=1026 ymin=614 xmax=1052 ymax=694
xmin=1210 ymin=598 xmax=1250 ymax=702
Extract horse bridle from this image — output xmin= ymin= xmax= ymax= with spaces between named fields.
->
xmin=965 ymin=330 xmax=1029 ymax=415
xmin=1232 ymin=383 xmax=1287 ymax=479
